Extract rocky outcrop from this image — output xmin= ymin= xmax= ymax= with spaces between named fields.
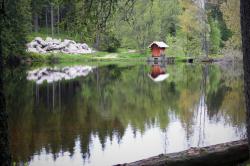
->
xmin=27 ymin=66 xmax=95 ymax=84
xmin=27 ymin=37 xmax=94 ymax=54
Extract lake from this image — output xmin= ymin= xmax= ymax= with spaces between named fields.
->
xmin=4 ymin=62 xmax=246 ymax=166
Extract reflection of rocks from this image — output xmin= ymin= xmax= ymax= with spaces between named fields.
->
xmin=27 ymin=66 xmax=95 ymax=84
xmin=27 ymin=37 xmax=94 ymax=54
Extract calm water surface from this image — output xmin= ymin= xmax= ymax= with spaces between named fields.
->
xmin=4 ymin=63 xmax=245 ymax=166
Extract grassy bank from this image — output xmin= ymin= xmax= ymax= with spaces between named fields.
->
xmin=26 ymin=50 xmax=147 ymax=62
xmin=25 ymin=48 xmax=220 ymax=65
xmin=26 ymin=32 xmax=223 ymax=64
xmin=25 ymin=51 xmax=195 ymax=65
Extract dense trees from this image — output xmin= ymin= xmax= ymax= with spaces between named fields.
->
xmin=221 ymin=0 xmax=241 ymax=48
xmin=113 ymin=0 xmax=181 ymax=52
xmin=0 ymin=0 xmax=243 ymax=58
xmin=0 ymin=1 xmax=11 ymax=165
xmin=1 ymin=0 xmax=31 ymax=61
xmin=209 ymin=19 xmax=221 ymax=53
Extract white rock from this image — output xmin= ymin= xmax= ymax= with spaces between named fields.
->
xmin=27 ymin=47 xmax=39 ymax=53
xmin=81 ymin=43 xmax=89 ymax=50
xmin=35 ymin=37 xmax=47 ymax=47
xmin=36 ymin=45 xmax=46 ymax=54
xmin=27 ymin=37 xmax=94 ymax=54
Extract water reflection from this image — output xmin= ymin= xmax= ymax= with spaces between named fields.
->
xmin=0 ymin=64 xmax=11 ymax=166
xmin=27 ymin=66 xmax=95 ymax=84
xmin=148 ymin=62 xmax=169 ymax=82
xmin=4 ymin=63 xmax=246 ymax=165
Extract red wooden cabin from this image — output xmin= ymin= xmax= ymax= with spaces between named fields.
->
xmin=148 ymin=41 xmax=169 ymax=57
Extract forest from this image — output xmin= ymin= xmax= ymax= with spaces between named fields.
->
xmin=0 ymin=0 xmax=241 ymax=61
xmin=2 ymin=0 xmax=250 ymax=165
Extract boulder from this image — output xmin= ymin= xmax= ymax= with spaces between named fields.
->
xmin=35 ymin=37 xmax=47 ymax=47
xmin=27 ymin=41 xmax=39 ymax=48
xmin=36 ymin=45 xmax=46 ymax=54
xmin=27 ymin=47 xmax=39 ymax=53
xmin=81 ymin=43 xmax=89 ymax=50
xmin=26 ymin=37 xmax=94 ymax=54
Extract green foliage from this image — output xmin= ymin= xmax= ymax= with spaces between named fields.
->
xmin=220 ymin=0 xmax=241 ymax=48
xmin=166 ymin=34 xmax=185 ymax=56
xmin=209 ymin=19 xmax=221 ymax=54
xmin=113 ymin=0 xmax=181 ymax=50
xmin=206 ymin=4 xmax=232 ymax=43
xmin=27 ymin=28 xmax=83 ymax=42
xmin=1 ymin=0 xmax=242 ymax=60
xmin=184 ymin=35 xmax=203 ymax=56
xmin=99 ymin=33 xmax=121 ymax=52
xmin=178 ymin=0 xmax=203 ymax=56
xmin=1 ymin=0 xmax=31 ymax=60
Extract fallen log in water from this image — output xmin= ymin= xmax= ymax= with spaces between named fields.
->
xmin=116 ymin=139 xmax=249 ymax=166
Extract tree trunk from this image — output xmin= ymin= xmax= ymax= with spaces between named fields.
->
xmin=117 ymin=140 xmax=249 ymax=166
xmin=33 ymin=12 xmax=39 ymax=32
xmin=0 ymin=65 xmax=11 ymax=166
xmin=45 ymin=7 xmax=48 ymax=35
xmin=51 ymin=4 xmax=54 ymax=37
xmin=240 ymin=0 xmax=250 ymax=154
xmin=0 ymin=1 xmax=11 ymax=164
xmin=94 ymin=31 xmax=100 ymax=50
xmin=57 ymin=5 xmax=60 ymax=34
xmin=185 ymin=34 xmax=188 ymax=56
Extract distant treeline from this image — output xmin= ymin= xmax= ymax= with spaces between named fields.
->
xmin=0 ymin=0 xmax=241 ymax=59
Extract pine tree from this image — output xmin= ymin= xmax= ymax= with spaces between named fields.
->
xmin=1 ymin=0 xmax=31 ymax=61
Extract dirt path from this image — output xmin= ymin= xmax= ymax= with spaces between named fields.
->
xmin=95 ymin=53 xmax=118 ymax=59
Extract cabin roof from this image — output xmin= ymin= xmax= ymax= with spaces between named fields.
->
xmin=148 ymin=41 xmax=169 ymax=48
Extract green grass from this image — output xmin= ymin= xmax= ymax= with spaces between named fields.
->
xmin=27 ymin=57 xmax=146 ymax=70
xmin=26 ymin=50 xmax=149 ymax=63
xmin=174 ymin=56 xmax=191 ymax=62
xmin=26 ymin=50 xmax=200 ymax=66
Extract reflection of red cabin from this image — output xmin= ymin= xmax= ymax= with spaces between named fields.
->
xmin=148 ymin=64 xmax=169 ymax=82
xmin=151 ymin=65 xmax=165 ymax=78
xmin=148 ymin=41 xmax=169 ymax=57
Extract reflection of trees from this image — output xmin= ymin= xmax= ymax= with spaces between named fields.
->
xmin=0 ymin=67 xmax=11 ymax=165
xmin=206 ymin=65 xmax=227 ymax=117
xmin=4 ymin=63 xmax=245 ymax=164
xmin=206 ymin=64 xmax=245 ymax=128
xmin=175 ymin=64 xmax=245 ymax=146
